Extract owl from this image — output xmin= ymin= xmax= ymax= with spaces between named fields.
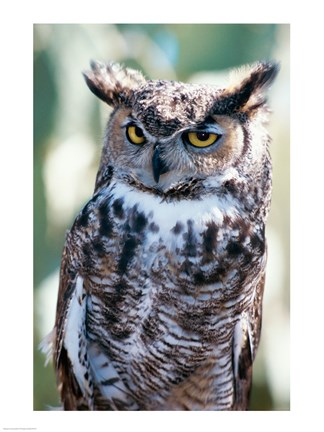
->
xmin=48 ymin=60 xmax=278 ymax=410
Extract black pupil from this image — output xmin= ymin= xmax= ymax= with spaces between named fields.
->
xmin=135 ymin=126 xmax=144 ymax=137
xmin=196 ymin=132 xmax=210 ymax=141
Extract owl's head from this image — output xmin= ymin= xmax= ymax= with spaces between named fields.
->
xmin=83 ymin=61 xmax=278 ymax=195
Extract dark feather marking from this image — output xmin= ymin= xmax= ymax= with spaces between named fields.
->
xmin=201 ymin=221 xmax=218 ymax=262
xmin=227 ymin=241 xmax=244 ymax=257
xmin=101 ymin=377 xmax=120 ymax=386
xmin=118 ymin=236 xmax=139 ymax=274
xmin=63 ymin=280 xmax=76 ymax=302
xmin=242 ymin=250 xmax=254 ymax=268
xmin=112 ymin=326 xmax=133 ymax=340
xmin=193 ymin=265 xmax=227 ymax=286
xmin=172 ymin=221 xmax=184 ymax=235
xmin=232 ymin=327 xmax=253 ymax=410
xmin=78 ymin=207 xmax=90 ymax=227
xmin=92 ymin=237 xmax=105 ymax=257
xmin=98 ymin=200 xmax=113 ymax=237
xmin=82 ymin=243 xmax=94 ymax=269
xmin=142 ymin=314 xmax=161 ymax=342
xmin=223 ymin=179 xmax=237 ymax=195
xmin=103 ymin=308 xmax=119 ymax=325
xmin=149 ymin=222 xmax=160 ymax=233
xmin=112 ymin=198 xmax=125 ymax=219
xmin=182 ymin=220 xmax=197 ymax=257
xmin=132 ymin=210 xmax=148 ymax=233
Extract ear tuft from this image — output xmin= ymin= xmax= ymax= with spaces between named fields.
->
xmin=83 ymin=61 xmax=146 ymax=107
xmin=213 ymin=61 xmax=279 ymax=116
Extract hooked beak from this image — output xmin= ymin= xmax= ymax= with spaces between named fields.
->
xmin=152 ymin=144 xmax=170 ymax=183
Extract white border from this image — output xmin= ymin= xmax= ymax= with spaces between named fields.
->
xmin=2 ymin=1 xmax=323 ymax=430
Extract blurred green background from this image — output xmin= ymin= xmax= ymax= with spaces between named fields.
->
xmin=34 ymin=24 xmax=290 ymax=410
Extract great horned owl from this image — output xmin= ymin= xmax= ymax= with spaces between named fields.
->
xmin=49 ymin=60 xmax=278 ymax=410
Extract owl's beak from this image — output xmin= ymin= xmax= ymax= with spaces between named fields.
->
xmin=152 ymin=145 xmax=170 ymax=183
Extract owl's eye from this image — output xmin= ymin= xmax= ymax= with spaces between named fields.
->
xmin=185 ymin=131 xmax=220 ymax=148
xmin=126 ymin=125 xmax=146 ymax=145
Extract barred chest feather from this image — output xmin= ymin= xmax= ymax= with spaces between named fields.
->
xmin=63 ymin=178 xmax=266 ymax=410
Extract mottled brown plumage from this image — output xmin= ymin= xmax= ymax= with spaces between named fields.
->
xmin=48 ymin=60 xmax=278 ymax=410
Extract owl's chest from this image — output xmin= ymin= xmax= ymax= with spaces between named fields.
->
xmin=80 ymin=182 xmax=265 ymax=406
xmin=82 ymin=181 xmax=263 ymax=299
xmin=95 ymin=182 xmax=234 ymax=268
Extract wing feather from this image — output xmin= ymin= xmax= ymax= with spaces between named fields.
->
xmin=232 ymin=273 xmax=265 ymax=410
xmin=53 ymin=233 xmax=94 ymax=409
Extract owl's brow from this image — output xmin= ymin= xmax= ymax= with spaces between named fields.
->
xmin=121 ymin=115 xmax=140 ymax=128
xmin=202 ymin=115 xmax=218 ymax=126
xmin=189 ymin=116 xmax=218 ymax=131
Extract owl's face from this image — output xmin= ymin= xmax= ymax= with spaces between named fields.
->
xmin=84 ymin=61 xmax=278 ymax=193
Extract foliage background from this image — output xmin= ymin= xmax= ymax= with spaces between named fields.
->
xmin=33 ymin=23 xmax=290 ymax=410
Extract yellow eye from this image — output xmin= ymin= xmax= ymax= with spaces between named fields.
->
xmin=186 ymin=131 xmax=219 ymax=148
xmin=126 ymin=125 xmax=146 ymax=145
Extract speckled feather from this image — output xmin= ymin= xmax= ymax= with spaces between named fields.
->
xmin=51 ymin=60 xmax=278 ymax=410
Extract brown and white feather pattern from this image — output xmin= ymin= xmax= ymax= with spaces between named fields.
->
xmin=50 ymin=60 xmax=278 ymax=410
